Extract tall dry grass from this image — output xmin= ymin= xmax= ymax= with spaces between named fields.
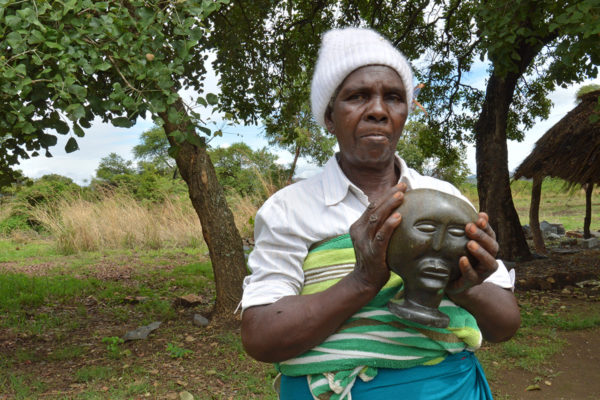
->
xmin=227 ymin=162 xmax=286 ymax=239
xmin=31 ymin=191 xmax=205 ymax=254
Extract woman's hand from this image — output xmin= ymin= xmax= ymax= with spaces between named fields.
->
xmin=349 ymin=183 xmax=406 ymax=291
xmin=445 ymin=212 xmax=521 ymax=342
xmin=446 ymin=212 xmax=499 ymax=295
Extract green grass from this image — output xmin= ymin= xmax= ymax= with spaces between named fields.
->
xmin=75 ymin=365 xmax=116 ymax=383
xmin=48 ymin=345 xmax=87 ymax=361
xmin=479 ymin=293 xmax=600 ymax=379
xmin=0 ymin=373 xmax=47 ymax=400
xmin=0 ymin=239 xmax=58 ymax=262
xmin=0 ymin=201 xmax=597 ymax=400
xmin=0 ymin=273 xmax=96 ymax=311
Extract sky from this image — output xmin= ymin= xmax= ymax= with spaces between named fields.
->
xmin=14 ymin=57 xmax=600 ymax=185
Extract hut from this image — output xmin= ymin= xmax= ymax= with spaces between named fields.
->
xmin=513 ymin=89 xmax=600 ymax=254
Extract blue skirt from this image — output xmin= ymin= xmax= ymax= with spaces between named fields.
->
xmin=279 ymin=351 xmax=493 ymax=400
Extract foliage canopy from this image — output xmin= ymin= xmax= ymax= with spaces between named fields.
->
xmin=0 ymin=0 xmax=228 ymax=185
xmin=208 ymin=0 xmax=600 ymax=259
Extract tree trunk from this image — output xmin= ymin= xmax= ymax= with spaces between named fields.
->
xmin=160 ymin=99 xmax=247 ymax=319
xmin=529 ymin=175 xmax=546 ymax=255
xmin=475 ymin=73 xmax=532 ymax=261
xmin=287 ymin=144 xmax=301 ymax=185
xmin=584 ymin=182 xmax=594 ymax=239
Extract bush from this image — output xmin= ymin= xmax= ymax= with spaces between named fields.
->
xmin=1 ymin=175 xmax=83 ymax=233
xmin=0 ymin=214 xmax=29 ymax=235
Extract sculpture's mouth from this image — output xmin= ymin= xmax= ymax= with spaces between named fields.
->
xmin=419 ymin=261 xmax=450 ymax=279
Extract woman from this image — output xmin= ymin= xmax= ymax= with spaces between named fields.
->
xmin=241 ymin=27 xmax=520 ymax=399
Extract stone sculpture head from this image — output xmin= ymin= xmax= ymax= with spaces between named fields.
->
xmin=386 ymin=188 xmax=478 ymax=328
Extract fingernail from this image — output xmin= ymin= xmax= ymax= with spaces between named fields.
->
xmin=468 ymin=241 xmax=479 ymax=251
xmin=393 ymin=212 xmax=401 ymax=220
xmin=393 ymin=191 xmax=402 ymax=199
xmin=469 ymin=224 xmax=477 ymax=234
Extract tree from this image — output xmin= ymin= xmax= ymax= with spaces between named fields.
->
xmin=133 ymin=126 xmax=180 ymax=179
xmin=208 ymin=0 xmax=600 ymax=260
xmin=95 ymin=153 xmax=135 ymax=182
xmin=397 ymin=121 xmax=470 ymax=187
xmin=576 ymin=83 xmax=600 ymax=102
xmin=262 ymin=79 xmax=336 ymax=184
xmin=209 ymin=142 xmax=287 ymax=198
xmin=1 ymin=0 xmax=246 ymax=317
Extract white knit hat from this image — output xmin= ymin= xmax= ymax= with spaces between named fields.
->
xmin=310 ymin=27 xmax=414 ymax=128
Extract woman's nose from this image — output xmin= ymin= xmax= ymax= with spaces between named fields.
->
xmin=365 ymin=96 xmax=387 ymax=122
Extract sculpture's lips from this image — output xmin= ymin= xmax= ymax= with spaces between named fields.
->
xmin=420 ymin=263 xmax=450 ymax=279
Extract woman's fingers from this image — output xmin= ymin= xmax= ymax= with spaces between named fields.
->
xmin=466 ymin=219 xmax=499 ymax=258
xmin=349 ymin=183 xmax=407 ymax=289
xmin=359 ymin=183 xmax=406 ymax=239
xmin=467 ymin=240 xmax=498 ymax=277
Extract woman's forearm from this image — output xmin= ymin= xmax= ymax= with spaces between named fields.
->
xmin=241 ymin=272 xmax=380 ymax=363
xmin=449 ymin=282 xmax=520 ymax=343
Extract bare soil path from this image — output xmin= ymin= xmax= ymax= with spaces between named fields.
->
xmin=487 ymin=248 xmax=600 ymax=399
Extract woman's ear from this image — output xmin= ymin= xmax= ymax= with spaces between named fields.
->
xmin=324 ymin=107 xmax=335 ymax=134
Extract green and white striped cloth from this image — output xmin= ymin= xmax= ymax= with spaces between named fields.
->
xmin=276 ymin=234 xmax=482 ymax=400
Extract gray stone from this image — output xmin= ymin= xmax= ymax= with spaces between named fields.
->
xmin=522 ymin=225 xmax=532 ymax=239
xmin=179 ymin=391 xmax=194 ymax=400
xmin=193 ymin=314 xmax=209 ymax=327
xmin=122 ymin=321 xmax=161 ymax=341
xmin=582 ymin=237 xmax=599 ymax=249
xmin=539 ymin=221 xmax=565 ymax=238
xmin=546 ymin=233 xmax=561 ymax=240
xmin=540 ymin=220 xmax=556 ymax=234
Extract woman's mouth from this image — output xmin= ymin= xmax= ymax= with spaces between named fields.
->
xmin=360 ymin=133 xmax=388 ymax=142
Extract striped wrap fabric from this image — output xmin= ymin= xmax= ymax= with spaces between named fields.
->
xmin=276 ymin=234 xmax=482 ymax=400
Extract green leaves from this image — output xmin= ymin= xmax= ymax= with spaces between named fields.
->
xmin=39 ymin=134 xmax=57 ymax=148
xmin=112 ymin=117 xmax=135 ymax=128
xmin=1 ymin=0 xmax=230 ymax=183
xmin=206 ymin=93 xmax=219 ymax=106
xmin=65 ymin=137 xmax=79 ymax=153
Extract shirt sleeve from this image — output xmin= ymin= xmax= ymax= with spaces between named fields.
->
xmin=241 ymin=194 xmax=309 ymax=311
xmin=483 ymin=259 xmax=515 ymax=289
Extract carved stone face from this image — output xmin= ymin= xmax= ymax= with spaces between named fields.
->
xmin=386 ymin=188 xmax=478 ymax=326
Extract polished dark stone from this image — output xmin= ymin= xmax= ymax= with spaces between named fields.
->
xmin=386 ymin=189 xmax=478 ymax=328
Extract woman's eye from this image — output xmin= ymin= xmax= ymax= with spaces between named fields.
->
xmin=386 ymin=94 xmax=404 ymax=103
xmin=448 ymin=227 xmax=465 ymax=237
xmin=414 ymin=223 xmax=436 ymax=233
xmin=349 ymin=93 xmax=366 ymax=101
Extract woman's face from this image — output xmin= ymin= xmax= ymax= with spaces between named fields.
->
xmin=325 ymin=65 xmax=408 ymax=172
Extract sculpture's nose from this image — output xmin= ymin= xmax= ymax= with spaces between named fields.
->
xmin=431 ymin=230 xmax=445 ymax=251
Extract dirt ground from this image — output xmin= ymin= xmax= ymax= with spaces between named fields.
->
xmin=1 ymin=248 xmax=599 ymax=399
xmin=492 ymin=326 xmax=600 ymax=399
xmin=490 ymin=248 xmax=600 ymax=399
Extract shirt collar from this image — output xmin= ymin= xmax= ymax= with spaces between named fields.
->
xmin=322 ymin=153 xmax=416 ymax=206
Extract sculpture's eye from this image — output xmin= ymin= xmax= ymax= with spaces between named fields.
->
xmin=448 ymin=226 xmax=465 ymax=237
xmin=414 ymin=222 xmax=437 ymax=233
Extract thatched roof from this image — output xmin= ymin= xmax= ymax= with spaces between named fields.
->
xmin=513 ymin=89 xmax=600 ymax=185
